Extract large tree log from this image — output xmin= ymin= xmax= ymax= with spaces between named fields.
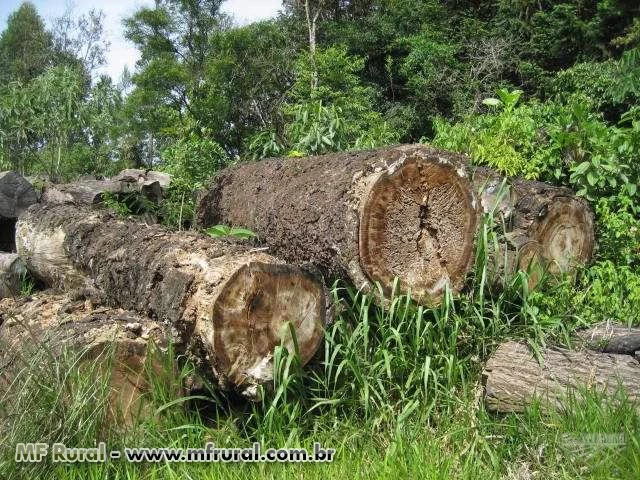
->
xmin=0 ymin=292 xmax=173 ymax=423
xmin=0 ymin=171 xmax=38 ymax=252
xmin=577 ymin=323 xmax=640 ymax=356
xmin=483 ymin=341 xmax=640 ymax=413
xmin=41 ymin=169 xmax=172 ymax=206
xmin=196 ymin=145 xmax=479 ymax=304
xmin=472 ymin=167 xmax=595 ymax=279
xmin=16 ymin=204 xmax=330 ymax=399
xmin=0 ymin=253 xmax=26 ymax=299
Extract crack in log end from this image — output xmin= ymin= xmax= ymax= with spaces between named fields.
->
xmin=533 ymin=196 xmax=595 ymax=274
xmin=358 ymin=158 xmax=477 ymax=304
xmin=211 ymin=262 xmax=327 ymax=399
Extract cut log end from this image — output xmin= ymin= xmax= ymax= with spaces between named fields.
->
xmin=533 ymin=196 xmax=595 ymax=273
xmin=212 ymin=262 xmax=327 ymax=398
xmin=359 ymin=158 xmax=477 ymax=303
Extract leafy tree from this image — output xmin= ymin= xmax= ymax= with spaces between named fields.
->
xmin=203 ymin=20 xmax=298 ymax=154
xmin=51 ymin=7 xmax=110 ymax=78
xmin=123 ymin=0 xmax=229 ymax=156
xmin=249 ymin=46 xmax=399 ymax=157
xmin=0 ymin=2 xmax=54 ymax=83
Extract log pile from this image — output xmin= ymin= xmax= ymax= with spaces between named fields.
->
xmin=2 ymin=145 xmax=614 ymax=418
xmin=483 ymin=324 xmax=640 ymax=413
xmin=196 ymin=145 xmax=595 ymax=302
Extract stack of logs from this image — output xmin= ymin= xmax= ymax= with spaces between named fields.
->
xmin=1 ymin=145 xmax=637 ymax=418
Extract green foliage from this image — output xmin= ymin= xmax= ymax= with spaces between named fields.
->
xmin=19 ymin=271 xmax=36 ymax=297
xmin=530 ymin=261 xmax=640 ymax=328
xmin=249 ymin=46 xmax=399 ymax=158
xmin=161 ymin=132 xmax=228 ymax=186
xmin=432 ymin=89 xmax=540 ymax=177
xmin=0 ymin=2 xmax=54 ymax=84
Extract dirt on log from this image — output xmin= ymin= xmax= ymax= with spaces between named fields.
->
xmin=0 ymin=253 xmax=26 ymax=299
xmin=483 ymin=341 xmax=640 ymax=413
xmin=15 ymin=203 xmax=330 ymax=399
xmin=196 ymin=145 xmax=479 ymax=305
xmin=41 ymin=169 xmax=171 ymax=206
xmin=472 ymin=167 xmax=595 ymax=279
xmin=0 ymin=292 xmax=173 ymax=423
xmin=0 ymin=171 xmax=38 ymax=252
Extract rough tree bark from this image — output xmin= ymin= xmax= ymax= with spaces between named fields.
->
xmin=0 ymin=171 xmax=38 ymax=252
xmin=16 ymin=204 xmax=330 ymax=399
xmin=577 ymin=323 xmax=640 ymax=356
xmin=0 ymin=293 xmax=173 ymax=423
xmin=472 ymin=167 xmax=595 ymax=279
xmin=41 ymin=169 xmax=171 ymax=206
xmin=0 ymin=253 xmax=26 ymax=299
xmin=196 ymin=145 xmax=479 ymax=305
xmin=483 ymin=341 xmax=640 ymax=413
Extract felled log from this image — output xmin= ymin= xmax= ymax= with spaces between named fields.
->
xmin=196 ymin=145 xmax=478 ymax=304
xmin=483 ymin=341 xmax=640 ymax=413
xmin=0 ymin=171 xmax=38 ymax=252
xmin=41 ymin=169 xmax=172 ymax=206
xmin=16 ymin=203 xmax=330 ymax=399
xmin=472 ymin=167 xmax=595 ymax=279
xmin=113 ymin=169 xmax=172 ymax=190
xmin=0 ymin=253 xmax=26 ymax=299
xmin=577 ymin=323 xmax=640 ymax=356
xmin=0 ymin=292 xmax=173 ymax=423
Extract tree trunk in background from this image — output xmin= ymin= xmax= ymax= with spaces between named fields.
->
xmin=196 ymin=144 xmax=479 ymax=305
xmin=16 ymin=204 xmax=330 ymax=399
xmin=483 ymin=341 xmax=640 ymax=413
xmin=577 ymin=322 xmax=640 ymax=356
xmin=0 ymin=253 xmax=26 ymax=299
xmin=40 ymin=169 xmax=171 ymax=206
xmin=0 ymin=171 xmax=38 ymax=252
xmin=472 ymin=166 xmax=595 ymax=283
xmin=0 ymin=292 xmax=173 ymax=424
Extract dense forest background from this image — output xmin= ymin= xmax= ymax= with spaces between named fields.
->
xmin=0 ymin=0 xmax=639 ymax=315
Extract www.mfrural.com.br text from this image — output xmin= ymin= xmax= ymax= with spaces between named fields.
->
xmin=15 ymin=442 xmax=336 ymax=464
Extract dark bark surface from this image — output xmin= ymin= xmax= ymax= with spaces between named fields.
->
xmin=16 ymin=204 xmax=330 ymax=398
xmin=483 ymin=341 xmax=640 ymax=413
xmin=0 ymin=172 xmax=38 ymax=252
xmin=0 ymin=171 xmax=38 ymax=219
xmin=196 ymin=144 xmax=478 ymax=304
